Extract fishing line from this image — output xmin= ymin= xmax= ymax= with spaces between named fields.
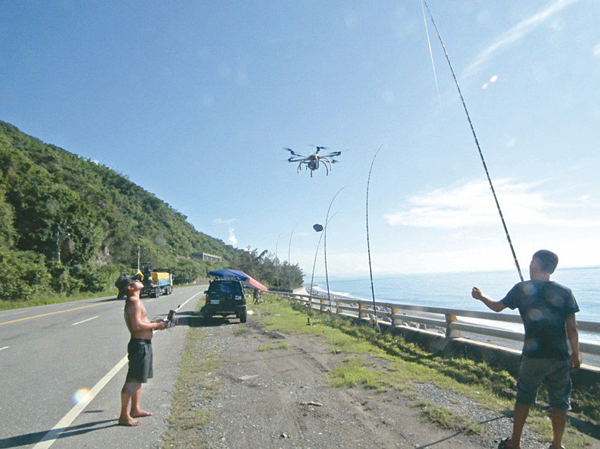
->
xmin=310 ymin=212 xmax=338 ymax=299
xmin=287 ymin=222 xmax=299 ymax=289
xmin=275 ymin=233 xmax=281 ymax=288
xmin=422 ymin=1 xmax=524 ymax=282
xmin=324 ymin=186 xmax=346 ymax=309
xmin=420 ymin=0 xmax=443 ymax=111
xmin=366 ymin=145 xmax=384 ymax=332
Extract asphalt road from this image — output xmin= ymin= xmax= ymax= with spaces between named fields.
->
xmin=0 ymin=285 xmax=206 ymax=449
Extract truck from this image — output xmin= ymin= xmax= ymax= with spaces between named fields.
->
xmin=115 ymin=265 xmax=174 ymax=299
xmin=139 ymin=265 xmax=173 ymax=298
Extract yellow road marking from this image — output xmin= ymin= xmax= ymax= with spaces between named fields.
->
xmin=0 ymin=302 xmax=114 ymax=327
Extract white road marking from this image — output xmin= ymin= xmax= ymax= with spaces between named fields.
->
xmin=32 ymin=287 xmax=205 ymax=448
xmin=0 ymin=310 xmax=28 ymax=318
xmin=0 ymin=346 xmax=9 ymax=351
xmin=72 ymin=316 xmax=99 ymax=326
xmin=176 ymin=290 xmax=204 ymax=312
xmin=33 ymin=355 xmax=129 ymax=449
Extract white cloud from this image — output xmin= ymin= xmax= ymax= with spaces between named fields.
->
xmin=384 ymin=179 xmax=600 ymax=229
xmin=482 ymin=75 xmax=498 ymax=89
xmin=344 ymin=10 xmax=359 ymax=29
xmin=464 ymin=0 xmax=582 ymax=78
xmin=213 ymin=218 xmax=237 ymax=226
xmin=507 ymin=138 xmax=518 ymax=149
xmin=593 ymin=43 xmax=600 ymax=56
xmin=214 ymin=218 xmax=238 ymax=246
xmin=228 ymin=227 xmax=238 ymax=246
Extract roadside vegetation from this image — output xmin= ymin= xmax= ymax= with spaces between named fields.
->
xmin=255 ymin=294 xmax=593 ymax=448
xmin=162 ymin=327 xmax=222 ymax=448
xmin=163 ymin=294 xmax=594 ymax=448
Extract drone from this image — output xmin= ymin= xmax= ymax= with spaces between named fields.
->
xmin=284 ymin=146 xmax=342 ymax=177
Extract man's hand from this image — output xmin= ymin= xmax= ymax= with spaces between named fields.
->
xmin=471 ymin=287 xmax=483 ymax=300
xmin=570 ymin=351 xmax=582 ymax=371
xmin=154 ymin=321 xmax=168 ymax=331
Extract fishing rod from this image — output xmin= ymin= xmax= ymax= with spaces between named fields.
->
xmin=366 ymin=145 xmax=383 ymax=332
xmin=422 ymin=0 xmax=524 ymax=282
xmin=324 ymin=186 xmax=346 ymax=310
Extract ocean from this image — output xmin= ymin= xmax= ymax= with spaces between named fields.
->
xmin=311 ymin=266 xmax=600 ymax=344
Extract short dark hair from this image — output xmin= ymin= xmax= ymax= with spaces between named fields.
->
xmin=533 ymin=249 xmax=559 ymax=274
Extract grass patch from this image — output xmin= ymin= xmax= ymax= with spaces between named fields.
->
xmin=257 ymin=342 xmax=290 ymax=352
xmin=255 ymin=295 xmax=513 ymax=411
xmin=162 ymin=327 xmax=221 ymax=448
xmin=329 ymin=355 xmax=392 ymax=392
xmin=252 ymin=295 xmax=594 ymax=448
xmin=413 ymin=401 xmax=482 ymax=435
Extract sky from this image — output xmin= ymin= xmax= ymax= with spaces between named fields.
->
xmin=1 ymin=0 xmax=600 ymax=279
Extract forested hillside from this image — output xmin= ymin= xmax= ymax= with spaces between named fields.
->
xmin=0 ymin=121 xmax=301 ymax=301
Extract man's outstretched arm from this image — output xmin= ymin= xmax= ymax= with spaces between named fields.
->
xmin=471 ymin=287 xmax=507 ymax=313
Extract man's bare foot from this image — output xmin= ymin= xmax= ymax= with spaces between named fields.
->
xmin=118 ymin=417 xmax=141 ymax=426
xmin=130 ymin=410 xmax=153 ymax=418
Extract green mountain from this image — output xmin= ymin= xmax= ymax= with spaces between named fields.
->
xmin=0 ymin=120 xmax=301 ymax=301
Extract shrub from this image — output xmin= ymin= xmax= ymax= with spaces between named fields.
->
xmin=0 ymin=247 xmax=51 ymax=301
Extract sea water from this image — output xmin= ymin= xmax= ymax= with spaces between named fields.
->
xmin=311 ymin=266 xmax=600 ymax=343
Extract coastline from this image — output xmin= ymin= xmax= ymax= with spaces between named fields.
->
xmin=293 ymin=284 xmax=600 ymax=368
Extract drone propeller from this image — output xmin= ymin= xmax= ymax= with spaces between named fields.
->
xmin=288 ymin=157 xmax=305 ymax=162
xmin=284 ymin=148 xmax=306 ymax=157
xmin=321 ymin=151 xmax=342 ymax=158
xmin=308 ymin=145 xmax=329 ymax=153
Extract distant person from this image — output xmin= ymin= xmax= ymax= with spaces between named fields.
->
xmin=471 ymin=250 xmax=581 ymax=449
xmin=115 ymin=274 xmax=130 ymax=300
xmin=119 ymin=278 xmax=167 ymax=427
xmin=253 ymin=288 xmax=261 ymax=304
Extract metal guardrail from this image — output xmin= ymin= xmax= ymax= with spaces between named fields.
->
xmin=270 ymin=290 xmax=600 ymax=357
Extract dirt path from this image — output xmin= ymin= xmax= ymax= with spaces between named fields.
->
xmin=173 ymin=317 xmax=542 ymax=449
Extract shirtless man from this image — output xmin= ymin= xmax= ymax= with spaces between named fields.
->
xmin=119 ymin=279 xmax=167 ymax=426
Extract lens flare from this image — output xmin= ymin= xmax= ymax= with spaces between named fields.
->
xmin=72 ymin=388 xmax=91 ymax=405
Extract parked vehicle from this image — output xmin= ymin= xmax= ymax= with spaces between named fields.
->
xmin=200 ymin=279 xmax=247 ymax=323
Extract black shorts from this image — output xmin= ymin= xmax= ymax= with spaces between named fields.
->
xmin=126 ymin=338 xmax=153 ymax=383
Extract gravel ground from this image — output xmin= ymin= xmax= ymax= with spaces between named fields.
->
xmin=168 ymin=313 xmax=592 ymax=449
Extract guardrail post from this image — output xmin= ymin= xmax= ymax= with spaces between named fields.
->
xmin=358 ymin=303 xmax=365 ymax=321
xmin=445 ymin=314 xmax=460 ymax=339
xmin=320 ymin=299 xmax=325 ymax=313
xmin=336 ymin=301 xmax=341 ymax=315
xmin=391 ymin=309 xmax=399 ymax=327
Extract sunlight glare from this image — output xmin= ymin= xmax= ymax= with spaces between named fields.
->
xmin=72 ymin=388 xmax=91 ymax=406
